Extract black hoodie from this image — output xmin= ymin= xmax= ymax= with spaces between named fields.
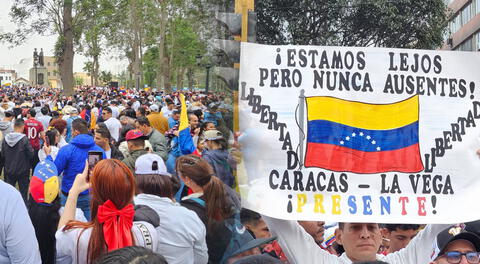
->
xmin=1 ymin=132 xmax=33 ymax=175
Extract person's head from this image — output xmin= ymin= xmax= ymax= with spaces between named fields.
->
xmin=65 ymin=159 xmax=136 ymax=264
xmin=28 ymin=108 xmax=36 ymax=118
xmin=167 ymin=101 xmax=174 ymax=110
xmin=432 ymin=238 xmax=480 ymax=264
xmin=188 ymin=113 xmax=199 ymax=129
xmin=298 ymin=221 xmax=326 ymax=245
xmin=72 ymin=118 xmax=89 ymax=137
xmin=382 ymin=224 xmax=420 ymax=254
xmin=95 ymin=127 xmax=112 ymax=150
xmin=135 ymin=116 xmax=152 ymax=135
xmin=230 ymin=254 xmax=283 ymax=264
xmin=334 ymin=223 xmax=382 ymax=262
xmin=95 ymin=246 xmax=168 ymax=264
xmin=41 ymin=106 xmax=49 ymax=115
xmin=50 ymin=118 xmax=67 ymax=136
xmin=201 ymin=121 xmax=216 ymax=132
xmin=175 ymin=155 xmax=231 ymax=222
xmin=95 ymin=122 xmax=108 ymax=132
xmin=126 ymin=129 xmax=146 ymax=152
xmin=4 ymin=110 xmax=14 ymax=121
xmin=135 ymin=153 xmax=179 ymax=198
xmin=240 ymin=209 xmax=271 ymax=239
xmin=124 ymin=108 xmax=136 ymax=119
xmin=149 ymin=104 xmax=159 ymax=113
xmin=102 ymin=106 xmax=113 ymax=120
xmin=171 ymin=109 xmax=180 ymax=121
xmin=28 ymin=158 xmax=61 ymax=264
xmin=45 ymin=129 xmax=60 ymax=147
xmin=203 ymin=129 xmax=227 ymax=150
xmin=431 ymin=225 xmax=480 ymax=264
xmin=136 ymin=106 xmax=146 ymax=117
xmin=13 ymin=118 xmax=24 ymax=132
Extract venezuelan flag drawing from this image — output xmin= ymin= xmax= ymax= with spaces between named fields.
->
xmin=304 ymin=95 xmax=424 ymax=174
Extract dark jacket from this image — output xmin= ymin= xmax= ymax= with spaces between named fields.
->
xmin=122 ymin=149 xmax=148 ymax=174
xmin=202 ymin=149 xmax=236 ymax=187
xmin=181 ymin=196 xmax=231 ymax=263
xmin=1 ymin=132 xmax=33 ymax=176
xmin=109 ymin=143 xmax=124 ymax=160
xmin=54 ymin=134 xmax=105 ymax=194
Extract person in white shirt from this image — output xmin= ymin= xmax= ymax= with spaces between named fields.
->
xmin=162 ymin=100 xmax=175 ymax=118
xmin=263 ymin=216 xmax=449 ymax=264
xmin=55 ymin=159 xmax=158 ymax=264
xmin=37 ymin=107 xmax=52 ymax=132
xmin=102 ymin=106 xmax=122 ymax=142
xmin=0 ymin=180 xmax=41 ymax=263
xmin=133 ymin=153 xmax=208 ymax=264
xmin=110 ymin=101 xmax=120 ymax=119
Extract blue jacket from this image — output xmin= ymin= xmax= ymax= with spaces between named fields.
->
xmin=55 ymin=134 xmax=105 ymax=195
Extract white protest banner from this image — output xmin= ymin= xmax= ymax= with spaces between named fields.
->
xmin=238 ymin=42 xmax=480 ymax=224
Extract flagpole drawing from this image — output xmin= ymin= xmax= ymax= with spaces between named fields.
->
xmin=297 ymin=89 xmax=306 ymax=169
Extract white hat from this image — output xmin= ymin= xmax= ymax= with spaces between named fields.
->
xmin=149 ymin=104 xmax=160 ymax=112
xmin=135 ymin=153 xmax=169 ymax=176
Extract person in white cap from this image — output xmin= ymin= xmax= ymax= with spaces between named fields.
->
xmin=147 ymin=104 xmax=169 ymax=135
xmin=133 ymin=153 xmax=208 ymax=264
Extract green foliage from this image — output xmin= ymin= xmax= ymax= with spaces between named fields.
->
xmin=143 ymin=47 xmax=159 ymax=87
xmin=74 ymin=76 xmax=84 ymax=85
xmin=99 ymin=71 xmax=113 ymax=84
xmin=255 ymin=0 xmax=449 ymax=49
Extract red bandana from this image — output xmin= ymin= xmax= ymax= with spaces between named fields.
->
xmin=97 ymin=200 xmax=135 ymax=251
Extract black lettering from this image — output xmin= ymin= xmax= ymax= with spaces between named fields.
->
xmin=293 ymin=171 xmax=304 ymax=191
xmin=279 ymin=170 xmax=292 ymax=190
xmin=269 ymin=170 xmax=279 ymax=189
xmin=287 ymin=151 xmax=298 ymax=170
xmin=259 ymin=68 xmax=268 ymax=87
xmin=287 ymin=49 xmax=296 ymax=67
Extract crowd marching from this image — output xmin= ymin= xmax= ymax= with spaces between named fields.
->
xmin=0 ymin=85 xmax=479 ymax=264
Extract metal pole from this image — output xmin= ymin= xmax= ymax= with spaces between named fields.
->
xmin=298 ymin=89 xmax=305 ymax=169
xmin=205 ymin=66 xmax=211 ymax=94
xmin=35 ymin=65 xmax=38 ymax=86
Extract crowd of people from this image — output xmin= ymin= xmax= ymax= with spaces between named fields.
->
xmin=0 ymin=85 xmax=479 ymax=264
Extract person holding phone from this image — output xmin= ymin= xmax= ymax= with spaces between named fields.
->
xmin=46 ymin=118 xmax=105 ymax=220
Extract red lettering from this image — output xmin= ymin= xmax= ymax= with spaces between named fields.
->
xmin=399 ymin=197 xmax=409 ymax=215
xmin=417 ymin=197 xmax=426 ymax=216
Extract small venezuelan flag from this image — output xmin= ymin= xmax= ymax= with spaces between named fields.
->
xmin=305 ymin=95 xmax=424 ymax=174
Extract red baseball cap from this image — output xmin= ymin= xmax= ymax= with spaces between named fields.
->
xmin=126 ymin=129 xmax=147 ymax=141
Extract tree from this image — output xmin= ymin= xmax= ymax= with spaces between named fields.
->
xmin=255 ymin=0 xmax=449 ymax=49
xmin=99 ymin=71 xmax=113 ymax=84
xmin=2 ymin=0 xmax=89 ymax=95
xmin=143 ymin=46 xmax=159 ymax=87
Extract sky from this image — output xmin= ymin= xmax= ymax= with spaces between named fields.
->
xmin=0 ymin=0 xmax=128 ymax=79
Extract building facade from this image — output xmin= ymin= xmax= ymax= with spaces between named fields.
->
xmin=0 ymin=69 xmax=17 ymax=86
xmin=44 ymin=56 xmax=62 ymax=88
xmin=444 ymin=0 xmax=480 ymax=51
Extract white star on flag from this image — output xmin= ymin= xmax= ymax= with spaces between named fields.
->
xmin=366 ymin=135 xmax=371 ymax=140
xmin=372 ymin=140 xmax=376 ymax=145
xmin=376 ymin=147 xmax=381 ymax=151
xmin=352 ymin=133 xmax=356 ymax=137
xmin=340 ymin=140 xmax=344 ymax=145
xmin=346 ymin=136 xmax=350 ymax=141
xmin=359 ymin=132 xmax=364 ymax=136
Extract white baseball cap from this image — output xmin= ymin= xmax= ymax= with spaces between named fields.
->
xmin=149 ymin=104 xmax=160 ymax=112
xmin=135 ymin=153 xmax=169 ymax=176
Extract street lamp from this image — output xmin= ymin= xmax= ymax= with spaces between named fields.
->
xmin=196 ymin=54 xmax=213 ymax=94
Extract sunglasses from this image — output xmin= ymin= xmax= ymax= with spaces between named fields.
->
xmin=441 ymin=251 xmax=480 ymax=264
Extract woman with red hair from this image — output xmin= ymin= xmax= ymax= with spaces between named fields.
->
xmin=55 ymin=159 xmax=158 ymax=264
